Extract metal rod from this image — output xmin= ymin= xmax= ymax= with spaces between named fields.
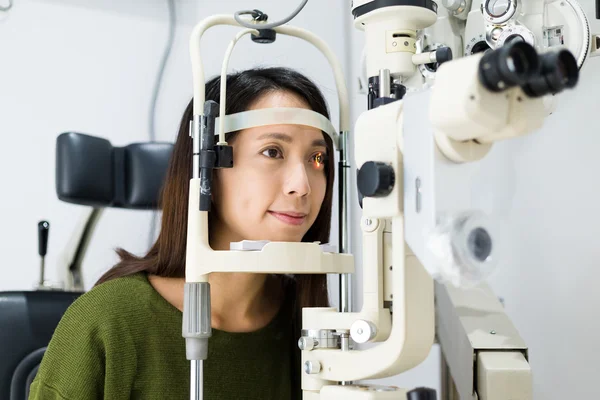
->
xmin=379 ymin=69 xmax=391 ymax=98
xmin=338 ymin=131 xmax=351 ymax=313
xmin=340 ymin=332 xmax=350 ymax=351
xmin=190 ymin=114 xmax=203 ymax=399
xmin=39 ymin=258 xmax=45 ymax=287
xmin=440 ymin=349 xmax=460 ymax=400
xmin=192 ymin=115 xmax=202 ymax=179
xmin=191 ymin=360 xmax=203 ymax=400
xmin=441 ymin=350 xmax=449 ymax=400
xmin=339 ymin=332 xmax=350 ymax=386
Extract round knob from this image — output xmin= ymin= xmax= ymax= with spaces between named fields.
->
xmin=350 ymin=320 xmax=377 ymax=344
xmin=442 ymin=0 xmax=463 ymax=11
xmin=435 ymin=47 xmax=453 ymax=65
xmin=304 ymin=360 xmax=321 ymax=375
xmin=407 ymin=387 xmax=437 ymax=400
xmin=298 ymin=337 xmax=316 ymax=351
xmin=357 ymin=161 xmax=395 ymax=198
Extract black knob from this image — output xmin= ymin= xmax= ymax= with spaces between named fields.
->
xmin=251 ymin=29 xmax=276 ymax=44
xmin=435 ymin=47 xmax=453 ymax=65
xmin=357 ymin=161 xmax=395 ymax=198
xmin=407 ymin=387 xmax=437 ymax=400
xmin=38 ymin=220 xmax=50 ymax=257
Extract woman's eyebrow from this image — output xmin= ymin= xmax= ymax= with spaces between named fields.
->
xmin=312 ymin=139 xmax=327 ymax=148
xmin=256 ymin=132 xmax=328 ymax=149
xmin=257 ymin=132 xmax=292 ymax=143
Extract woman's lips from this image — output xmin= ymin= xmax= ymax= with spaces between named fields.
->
xmin=268 ymin=211 xmax=306 ymax=226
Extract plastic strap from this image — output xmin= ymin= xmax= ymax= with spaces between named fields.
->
xmin=215 ymin=107 xmax=339 ymax=147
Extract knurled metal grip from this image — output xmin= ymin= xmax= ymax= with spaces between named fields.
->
xmin=299 ymin=329 xmax=340 ymax=351
xmin=183 ymin=282 xmax=212 ymax=360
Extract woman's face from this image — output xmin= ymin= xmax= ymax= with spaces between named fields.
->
xmin=210 ymin=91 xmax=329 ymax=248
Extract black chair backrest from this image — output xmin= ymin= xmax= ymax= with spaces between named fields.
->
xmin=0 ymin=132 xmax=174 ymax=400
xmin=56 ymin=132 xmax=173 ymax=209
xmin=0 ymin=291 xmax=82 ymax=400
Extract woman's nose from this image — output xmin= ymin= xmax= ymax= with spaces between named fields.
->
xmin=284 ymin=161 xmax=311 ymax=197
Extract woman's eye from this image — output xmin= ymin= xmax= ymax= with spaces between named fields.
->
xmin=262 ymin=148 xmax=282 ymax=159
xmin=311 ymin=152 xmax=328 ymax=169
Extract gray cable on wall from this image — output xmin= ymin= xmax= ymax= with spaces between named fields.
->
xmin=148 ymin=0 xmax=176 ymax=249
xmin=0 ymin=0 xmax=13 ymax=12
xmin=149 ymin=0 xmax=176 ymax=142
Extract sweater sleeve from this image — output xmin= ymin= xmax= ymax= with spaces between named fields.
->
xmin=28 ymin=295 xmax=106 ymax=400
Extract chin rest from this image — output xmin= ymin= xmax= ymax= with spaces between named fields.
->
xmin=56 ymin=132 xmax=173 ymax=209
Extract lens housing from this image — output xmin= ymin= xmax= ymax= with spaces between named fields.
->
xmin=521 ymin=49 xmax=579 ymax=98
xmin=478 ymin=41 xmax=539 ymax=92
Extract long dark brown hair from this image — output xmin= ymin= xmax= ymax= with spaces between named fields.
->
xmin=95 ymin=67 xmax=334 ymax=311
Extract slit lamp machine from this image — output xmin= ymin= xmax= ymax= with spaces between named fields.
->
xmin=181 ymin=1 xmax=599 ymax=399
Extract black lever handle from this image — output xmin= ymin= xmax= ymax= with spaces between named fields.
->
xmin=38 ymin=220 xmax=50 ymax=257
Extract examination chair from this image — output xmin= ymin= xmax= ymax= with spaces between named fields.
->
xmin=0 ymin=132 xmax=173 ymax=400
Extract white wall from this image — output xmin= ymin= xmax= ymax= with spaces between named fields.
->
xmin=346 ymin=1 xmax=600 ymax=399
xmin=0 ymin=0 xmax=349 ymax=292
xmin=0 ymin=0 xmax=194 ymax=291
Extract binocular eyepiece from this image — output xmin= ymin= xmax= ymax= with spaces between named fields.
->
xmin=521 ymin=49 xmax=579 ymax=97
xmin=478 ymin=41 xmax=579 ymax=97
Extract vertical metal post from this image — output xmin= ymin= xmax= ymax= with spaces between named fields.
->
xmin=191 ymin=115 xmax=202 ymax=180
xmin=189 ymin=115 xmax=204 ymax=400
xmin=338 ymin=131 xmax=352 ymax=387
xmin=379 ymin=69 xmax=391 ymax=98
xmin=39 ymin=258 xmax=46 ymax=287
xmin=191 ymin=360 xmax=203 ymax=400
xmin=440 ymin=349 xmax=459 ymax=400
xmin=338 ymin=131 xmax=351 ymax=313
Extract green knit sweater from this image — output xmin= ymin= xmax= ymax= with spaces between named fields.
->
xmin=28 ymin=273 xmax=297 ymax=400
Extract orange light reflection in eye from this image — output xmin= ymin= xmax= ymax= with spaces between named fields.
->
xmin=314 ymin=153 xmax=324 ymax=169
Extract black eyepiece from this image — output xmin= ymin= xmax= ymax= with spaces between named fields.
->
xmin=521 ymin=49 xmax=579 ymax=98
xmin=478 ymin=41 xmax=539 ymax=92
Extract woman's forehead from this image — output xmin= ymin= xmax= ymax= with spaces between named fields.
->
xmin=241 ymin=124 xmax=326 ymax=145
xmin=249 ymin=90 xmax=310 ymax=110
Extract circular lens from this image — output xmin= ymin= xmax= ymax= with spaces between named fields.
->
xmin=556 ymin=50 xmax=579 ymax=88
xmin=491 ymin=27 xmax=504 ymax=41
xmin=471 ymin=41 xmax=491 ymax=55
xmin=486 ymin=0 xmax=510 ymax=17
xmin=468 ymin=227 xmax=493 ymax=262
xmin=506 ymin=55 xmax=517 ymax=73
xmin=521 ymin=49 xmax=579 ymax=97
xmin=507 ymin=43 xmax=534 ymax=75
xmin=505 ymin=34 xmax=524 ymax=44
xmin=505 ymin=45 xmax=532 ymax=75
xmin=542 ymin=50 xmax=579 ymax=91
xmin=557 ymin=59 xmax=568 ymax=83
xmin=478 ymin=41 xmax=539 ymax=92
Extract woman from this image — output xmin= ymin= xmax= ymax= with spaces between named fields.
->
xmin=28 ymin=67 xmax=335 ymax=400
